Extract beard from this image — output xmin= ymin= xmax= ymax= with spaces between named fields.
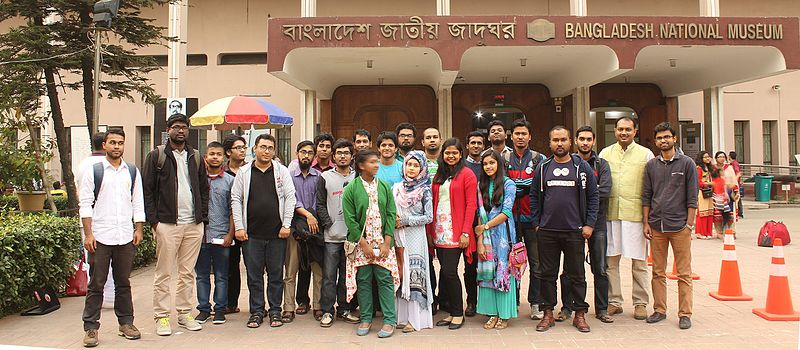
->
xmin=299 ymin=161 xmax=311 ymax=170
xmin=490 ymin=138 xmax=504 ymax=146
xmin=399 ymin=143 xmax=413 ymax=152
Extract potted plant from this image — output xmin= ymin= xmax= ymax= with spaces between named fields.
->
xmin=0 ymin=112 xmax=55 ymax=212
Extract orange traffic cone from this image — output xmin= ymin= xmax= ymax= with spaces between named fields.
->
xmin=753 ymin=238 xmax=800 ymax=321
xmin=666 ymin=245 xmax=700 ymax=280
xmin=709 ymin=230 xmax=752 ymax=301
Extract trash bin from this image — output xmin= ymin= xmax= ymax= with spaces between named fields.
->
xmin=754 ymin=174 xmax=774 ymax=202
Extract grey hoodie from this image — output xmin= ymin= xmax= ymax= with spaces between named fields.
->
xmin=316 ymin=167 xmax=356 ymax=243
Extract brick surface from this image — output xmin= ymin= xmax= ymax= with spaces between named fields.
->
xmin=0 ymin=208 xmax=798 ymax=349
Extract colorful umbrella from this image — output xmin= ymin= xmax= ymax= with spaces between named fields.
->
xmin=189 ymin=96 xmax=294 ymax=130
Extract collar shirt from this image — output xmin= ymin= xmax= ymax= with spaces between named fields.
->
xmin=173 ymin=149 xmax=195 ymax=224
xmin=292 ymin=166 xmax=321 ymax=209
xmin=79 ymin=159 xmax=145 ymax=245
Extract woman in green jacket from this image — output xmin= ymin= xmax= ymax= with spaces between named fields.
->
xmin=343 ymin=149 xmax=400 ymax=338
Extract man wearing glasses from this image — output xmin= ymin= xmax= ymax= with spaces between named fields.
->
xmin=395 ymin=122 xmax=417 ymax=161
xmin=143 ymin=114 xmax=210 ymax=336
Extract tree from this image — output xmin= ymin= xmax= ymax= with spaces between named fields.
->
xmin=0 ymin=0 xmax=167 ymax=211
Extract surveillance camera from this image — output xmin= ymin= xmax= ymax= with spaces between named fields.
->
xmin=772 ymin=85 xmax=781 ymax=91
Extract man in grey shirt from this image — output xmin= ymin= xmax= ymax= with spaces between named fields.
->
xmin=642 ymin=122 xmax=698 ymax=330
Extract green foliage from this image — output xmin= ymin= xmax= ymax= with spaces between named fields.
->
xmin=0 ymin=195 xmax=70 ymax=212
xmin=134 ymin=224 xmax=157 ymax=269
xmin=0 ymin=212 xmax=80 ymax=316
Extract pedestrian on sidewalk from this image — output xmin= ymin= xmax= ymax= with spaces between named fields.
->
xmin=231 ymin=134 xmax=296 ymax=328
xmin=642 ymin=122 xmax=698 ymax=330
xmin=194 ymin=142 xmax=235 ymax=325
xmin=79 ymin=128 xmax=144 ymax=347
xmin=531 ymin=126 xmax=599 ymax=333
xmin=694 ymin=151 xmax=715 ymax=239
xmin=143 ymin=114 xmax=209 ymax=336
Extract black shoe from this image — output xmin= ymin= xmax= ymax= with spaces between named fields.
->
xmin=448 ymin=317 xmax=464 ymax=330
xmin=465 ymin=304 xmax=476 ymax=317
xmin=196 ymin=311 xmax=211 ymax=324
xmin=432 ymin=302 xmax=439 ymax=316
xmin=679 ymin=316 xmax=691 ymax=329
xmin=646 ymin=312 xmax=666 ymax=324
xmin=212 ymin=311 xmax=226 ymax=324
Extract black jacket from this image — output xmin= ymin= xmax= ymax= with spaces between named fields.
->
xmin=142 ymin=143 xmax=209 ymax=225
xmin=578 ymin=151 xmax=611 ymax=230
xmin=530 ymin=154 xmax=599 ymax=230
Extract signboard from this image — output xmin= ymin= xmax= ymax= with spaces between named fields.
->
xmin=70 ymin=125 xmax=107 ymax=181
xmin=167 ymin=98 xmax=187 ymax=118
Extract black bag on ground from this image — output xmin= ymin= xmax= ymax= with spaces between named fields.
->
xmin=20 ymin=286 xmax=60 ymax=316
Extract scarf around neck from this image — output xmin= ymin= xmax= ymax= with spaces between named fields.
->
xmin=394 ymin=150 xmax=428 ymax=208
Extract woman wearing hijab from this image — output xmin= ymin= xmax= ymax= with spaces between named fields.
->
xmin=392 ymin=150 xmax=434 ymax=333
xmin=475 ymin=150 xmax=519 ymax=330
xmin=342 ymin=149 xmax=400 ymax=338
xmin=430 ymin=138 xmax=478 ymax=330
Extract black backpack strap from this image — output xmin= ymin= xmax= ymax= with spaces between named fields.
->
xmin=156 ymin=145 xmax=167 ymax=173
xmin=92 ymin=162 xmax=104 ymax=207
xmin=127 ymin=162 xmax=137 ymax=195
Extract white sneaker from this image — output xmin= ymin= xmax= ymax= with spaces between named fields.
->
xmin=178 ymin=314 xmax=203 ymax=331
xmin=155 ymin=317 xmax=172 ymax=336
xmin=530 ymin=304 xmax=544 ymax=320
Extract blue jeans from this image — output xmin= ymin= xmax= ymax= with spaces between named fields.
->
xmin=560 ymin=230 xmax=609 ymax=313
xmin=320 ymin=242 xmax=349 ymax=314
xmin=243 ymin=238 xmax=286 ymax=317
xmin=195 ymin=243 xmax=231 ymax=313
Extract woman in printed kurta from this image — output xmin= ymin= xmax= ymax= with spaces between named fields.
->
xmin=392 ymin=151 xmax=434 ymax=333
xmin=429 ymin=138 xmax=478 ymax=330
xmin=474 ymin=150 xmax=519 ymax=329
xmin=342 ymin=149 xmax=400 ymax=338
xmin=695 ymin=151 xmax=714 ymax=239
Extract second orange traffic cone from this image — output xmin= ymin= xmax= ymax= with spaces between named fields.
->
xmin=666 ymin=244 xmax=700 ymax=280
xmin=709 ymin=230 xmax=752 ymax=301
xmin=753 ymin=238 xmax=800 ymax=321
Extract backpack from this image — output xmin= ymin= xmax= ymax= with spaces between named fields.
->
xmin=92 ymin=161 xmax=138 ymax=206
xmin=758 ymin=220 xmax=791 ymax=247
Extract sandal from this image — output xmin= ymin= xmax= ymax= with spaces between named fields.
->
xmin=495 ymin=319 xmax=508 ymax=329
xmin=281 ymin=311 xmax=295 ymax=323
xmin=484 ymin=317 xmax=499 ymax=329
xmin=402 ymin=324 xmax=415 ymax=333
xmin=377 ymin=324 xmax=395 ymax=338
xmin=313 ymin=310 xmax=324 ymax=321
xmin=356 ymin=322 xmax=371 ymax=336
xmin=247 ymin=314 xmax=263 ymax=328
xmin=269 ymin=314 xmax=283 ymax=328
xmin=296 ymin=303 xmax=310 ymax=315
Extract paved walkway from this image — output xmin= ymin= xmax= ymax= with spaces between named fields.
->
xmin=0 ymin=208 xmax=798 ymax=349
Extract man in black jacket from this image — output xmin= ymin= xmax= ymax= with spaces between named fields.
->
xmin=143 ymin=114 xmax=209 ymax=336
xmin=557 ymin=126 xmax=614 ymax=323
xmin=531 ymin=126 xmax=599 ymax=333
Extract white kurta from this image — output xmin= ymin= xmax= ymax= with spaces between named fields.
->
xmin=607 ymin=220 xmax=649 ymax=261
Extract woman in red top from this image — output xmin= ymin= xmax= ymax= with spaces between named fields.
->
xmin=695 ymin=151 xmax=714 ymax=239
xmin=429 ymin=138 xmax=477 ymax=330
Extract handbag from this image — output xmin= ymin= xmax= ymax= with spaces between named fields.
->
xmin=65 ymin=255 xmax=88 ymax=297
xmin=701 ymin=187 xmax=713 ymax=198
xmin=344 ymin=221 xmax=366 ymax=258
xmin=506 ymin=221 xmax=528 ymax=274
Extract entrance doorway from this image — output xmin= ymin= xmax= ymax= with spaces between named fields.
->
xmin=473 ymin=106 xmax=526 ymax=149
xmin=590 ymin=106 xmax=639 ymax=150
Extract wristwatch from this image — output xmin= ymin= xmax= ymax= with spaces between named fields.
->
xmin=483 ymin=224 xmax=490 ymax=231
xmin=686 ymin=224 xmax=695 ymax=231
xmin=461 ymin=232 xmax=469 ymax=238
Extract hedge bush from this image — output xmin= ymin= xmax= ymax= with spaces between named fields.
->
xmin=0 ymin=212 xmax=157 ymax=317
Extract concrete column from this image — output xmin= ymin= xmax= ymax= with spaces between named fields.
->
xmin=570 ymin=0 xmax=587 ymax=16
xmin=438 ymin=88 xmax=453 ymax=140
xmin=699 ymin=0 xmax=720 ymax=17
xmin=703 ymin=87 xmax=725 ymax=152
xmin=572 ymin=87 xmax=591 ymax=131
xmin=437 ymin=0 xmax=450 ymax=16
xmin=167 ymin=0 xmax=188 ymax=100
xmin=301 ymin=90 xmax=317 ymax=141
xmin=301 ymin=0 xmax=316 ymax=17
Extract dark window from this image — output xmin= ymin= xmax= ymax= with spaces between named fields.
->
xmin=137 ymin=54 xmax=208 ymax=67
xmin=218 ymin=52 xmax=268 ymax=65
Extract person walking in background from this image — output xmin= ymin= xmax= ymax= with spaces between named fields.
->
xmin=194 ymin=142 xmax=235 ymax=325
xmin=392 ymin=150 xmax=434 ymax=333
xmin=143 ymin=114 xmax=209 ymax=335
xmin=430 ymin=138 xmax=478 ymax=330
xmin=643 ymin=122 xmax=698 ymax=330
xmin=728 ymin=151 xmax=743 ymax=218
xmin=714 ymin=151 xmax=739 ymax=235
xmin=474 ymin=150 xmax=519 ymax=330
xmin=343 ymin=149 xmax=400 ymax=338
xmin=695 ymin=151 xmax=715 ymax=239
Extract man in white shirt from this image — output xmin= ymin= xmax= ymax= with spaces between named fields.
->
xmin=79 ymin=128 xmax=144 ymax=347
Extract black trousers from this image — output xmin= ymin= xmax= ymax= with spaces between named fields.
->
xmin=518 ymin=224 xmax=542 ymax=306
xmin=560 ymin=230 xmax=609 ymax=313
xmin=463 ymin=250 xmax=478 ymax=305
xmin=437 ymin=248 xmax=464 ymax=316
xmin=82 ymin=242 xmax=135 ymax=331
xmin=227 ymin=239 xmax=244 ymax=309
xmin=296 ymin=263 xmax=311 ymax=306
xmin=537 ymin=229 xmax=589 ymax=312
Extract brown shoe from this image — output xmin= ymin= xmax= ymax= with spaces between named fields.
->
xmin=118 ymin=324 xmax=141 ymax=340
xmin=634 ymin=305 xmax=648 ymax=320
xmin=535 ymin=309 xmax=555 ymax=332
xmin=572 ymin=310 xmax=591 ymax=332
xmin=607 ymin=304 xmax=623 ymax=316
xmin=83 ymin=329 xmax=99 ymax=347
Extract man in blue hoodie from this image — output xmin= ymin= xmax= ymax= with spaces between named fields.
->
xmin=531 ymin=126 xmax=599 ymax=333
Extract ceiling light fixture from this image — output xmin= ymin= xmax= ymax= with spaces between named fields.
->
xmin=367 ymin=60 xmax=373 ymax=69
xmin=669 ymin=58 xmax=677 ymax=68
xmin=520 ymin=58 xmax=527 ymax=67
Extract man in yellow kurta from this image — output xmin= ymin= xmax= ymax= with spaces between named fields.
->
xmin=598 ymin=117 xmax=654 ymax=320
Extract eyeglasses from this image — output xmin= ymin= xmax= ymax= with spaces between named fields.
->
xmin=231 ymin=146 xmax=247 ymax=151
xmin=298 ymin=150 xmax=314 ymax=156
xmin=398 ymin=134 xmax=414 ymax=139
xmin=335 ymin=151 xmax=352 ymax=157
xmin=170 ymin=125 xmax=189 ymax=131
xmin=257 ymin=145 xmax=275 ymax=152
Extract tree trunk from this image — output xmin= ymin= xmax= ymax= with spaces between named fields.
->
xmin=79 ymin=5 xmax=95 ymax=138
xmin=43 ymin=66 xmax=78 ymax=213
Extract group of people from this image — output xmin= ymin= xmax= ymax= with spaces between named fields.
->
xmin=694 ymin=150 xmax=743 ymax=239
xmin=77 ymin=113 xmax=701 ymax=347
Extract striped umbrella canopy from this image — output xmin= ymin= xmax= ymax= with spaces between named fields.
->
xmin=189 ymin=96 xmax=294 ymax=130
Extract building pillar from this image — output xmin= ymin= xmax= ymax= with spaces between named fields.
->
xmin=301 ymin=90 xmax=317 ymax=141
xmin=570 ymin=0 xmax=587 ymax=16
xmin=703 ymin=87 xmax=725 ymax=152
xmin=699 ymin=0 xmax=719 ymax=17
xmin=437 ymin=0 xmax=450 ymax=16
xmin=438 ymin=88 xmax=453 ymax=140
xmin=301 ymin=0 xmax=316 ymax=17
xmin=572 ymin=87 xmax=591 ymax=132
xmin=167 ymin=0 xmax=188 ymax=100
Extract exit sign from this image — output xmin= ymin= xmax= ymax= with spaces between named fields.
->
xmin=494 ymin=94 xmax=505 ymax=107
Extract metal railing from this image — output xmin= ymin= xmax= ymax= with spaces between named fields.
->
xmin=740 ymin=164 xmax=800 ymax=180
